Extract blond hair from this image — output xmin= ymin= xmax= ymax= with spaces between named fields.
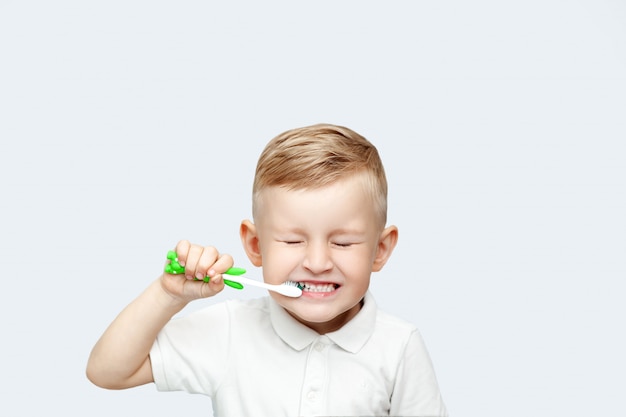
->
xmin=252 ymin=123 xmax=388 ymax=224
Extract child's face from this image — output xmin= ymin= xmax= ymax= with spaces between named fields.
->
xmin=242 ymin=173 xmax=397 ymax=334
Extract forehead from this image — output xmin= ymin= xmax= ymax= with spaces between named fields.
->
xmin=254 ymin=174 xmax=383 ymax=230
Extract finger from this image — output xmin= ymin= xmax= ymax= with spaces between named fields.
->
xmin=207 ymin=253 xmax=234 ymax=279
xmin=174 ymin=240 xmax=191 ymax=267
xmin=183 ymin=244 xmax=204 ymax=280
xmin=195 ymin=246 xmax=220 ymax=280
xmin=204 ymin=278 xmax=225 ymax=297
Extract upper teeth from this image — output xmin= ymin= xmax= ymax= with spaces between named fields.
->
xmin=301 ymin=283 xmax=336 ymax=293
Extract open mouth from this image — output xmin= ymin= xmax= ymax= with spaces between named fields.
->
xmin=299 ymin=282 xmax=340 ymax=293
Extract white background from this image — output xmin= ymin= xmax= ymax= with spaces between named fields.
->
xmin=1 ymin=1 xmax=625 ymax=416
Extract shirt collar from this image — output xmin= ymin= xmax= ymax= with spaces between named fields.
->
xmin=268 ymin=291 xmax=377 ymax=354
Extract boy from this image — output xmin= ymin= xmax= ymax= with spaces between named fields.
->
xmin=87 ymin=123 xmax=448 ymax=416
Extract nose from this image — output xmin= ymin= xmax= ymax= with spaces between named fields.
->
xmin=302 ymin=241 xmax=333 ymax=274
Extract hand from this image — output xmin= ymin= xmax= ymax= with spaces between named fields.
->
xmin=160 ymin=240 xmax=234 ymax=303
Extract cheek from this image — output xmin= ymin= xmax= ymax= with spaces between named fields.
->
xmin=336 ymin=247 xmax=377 ymax=275
xmin=260 ymin=245 xmax=296 ymax=283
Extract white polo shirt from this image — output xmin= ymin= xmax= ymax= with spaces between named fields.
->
xmin=150 ymin=292 xmax=448 ymax=416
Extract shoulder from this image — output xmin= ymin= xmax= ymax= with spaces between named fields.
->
xmin=375 ymin=307 xmax=418 ymax=332
xmin=223 ymin=296 xmax=270 ymax=317
xmin=370 ymin=306 xmax=430 ymax=355
xmin=166 ymin=297 xmax=270 ymax=328
xmin=188 ymin=296 xmax=269 ymax=314
xmin=211 ymin=297 xmax=272 ymax=327
xmin=373 ymin=305 xmax=420 ymax=342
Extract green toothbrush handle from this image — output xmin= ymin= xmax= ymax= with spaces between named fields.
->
xmin=164 ymin=250 xmax=246 ymax=290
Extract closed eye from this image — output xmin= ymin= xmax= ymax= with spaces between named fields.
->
xmin=333 ymin=242 xmax=354 ymax=248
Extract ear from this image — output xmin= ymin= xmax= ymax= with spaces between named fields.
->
xmin=372 ymin=225 xmax=398 ymax=272
xmin=240 ymin=219 xmax=263 ymax=267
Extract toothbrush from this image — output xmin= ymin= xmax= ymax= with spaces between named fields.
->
xmin=219 ymin=275 xmax=303 ymax=297
xmin=164 ymin=251 xmax=302 ymax=298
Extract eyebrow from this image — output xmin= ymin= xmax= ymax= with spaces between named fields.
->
xmin=330 ymin=228 xmax=366 ymax=236
xmin=274 ymin=227 xmax=366 ymax=236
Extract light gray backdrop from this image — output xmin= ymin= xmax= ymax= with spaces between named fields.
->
xmin=1 ymin=1 xmax=625 ymax=416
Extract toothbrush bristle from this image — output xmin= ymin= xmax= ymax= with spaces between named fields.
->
xmin=285 ymin=281 xmax=304 ymax=290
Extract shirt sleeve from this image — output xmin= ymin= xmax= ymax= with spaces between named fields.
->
xmin=390 ymin=329 xmax=449 ymax=417
xmin=150 ymin=302 xmax=232 ymax=396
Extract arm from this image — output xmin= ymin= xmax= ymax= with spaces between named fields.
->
xmin=86 ymin=241 xmax=233 ymax=389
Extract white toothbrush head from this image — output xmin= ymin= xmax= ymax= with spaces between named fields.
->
xmin=279 ymin=281 xmax=303 ymax=298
